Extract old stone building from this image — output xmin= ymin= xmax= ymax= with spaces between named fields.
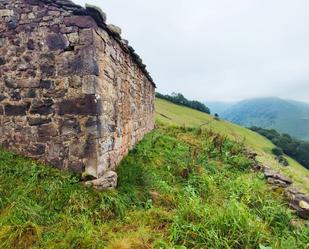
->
xmin=0 ymin=0 xmax=156 ymax=187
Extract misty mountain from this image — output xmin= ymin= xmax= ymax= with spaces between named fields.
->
xmin=205 ymin=101 xmax=234 ymax=115
xmin=221 ymin=98 xmax=309 ymax=141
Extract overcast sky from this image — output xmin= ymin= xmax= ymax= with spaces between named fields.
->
xmin=75 ymin=0 xmax=309 ymax=102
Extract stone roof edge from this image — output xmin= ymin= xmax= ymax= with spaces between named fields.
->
xmin=36 ymin=0 xmax=156 ymax=88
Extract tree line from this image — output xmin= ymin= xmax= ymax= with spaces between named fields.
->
xmin=250 ymin=127 xmax=309 ymax=170
xmin=156 ymin=92 xmax=211 ymax=114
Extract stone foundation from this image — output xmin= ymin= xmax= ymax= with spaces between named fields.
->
xmin=0 ymin=0 xmax=155 ymax=178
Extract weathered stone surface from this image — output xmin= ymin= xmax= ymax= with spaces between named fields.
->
xmin=60 ymin=117 xmax=80 ymax=135
xmin=61 ymin=46 xmax=99 ymax=76
xmin=0 ymin=57 xmax=6 ymax=65
xmin=46 ymin=33 xmax=69 ymax=51
xmin=40 ymin=64 xmax=55 ymax=77
xmin=28 ymin=117 xmax=51 ymax=126
xmin=38 ymin=123 xmax=58 ymax=138
xmin=5 ymin=104 xmax=29 ymax=116
xmin=64 ymin=16 xmax=97 ymax=29
xmin=0 ymin=95 xmax=6 ymax=102
xmin=5 ymin=78 xmax=39 ymax=89
xmin=0 ymin=9 xmax=14 ymax=17
xmin=263 ymin=167 xmax=293 ymax=186
xmin=285 ymin=188 xmax=309 ymax=219
xmin=30 ymin=99 xmax=54 ymax=115
xmin=39 ymin=79 xmax=53 ymax=89
xmin=28 ymin=143 xmax=46 ymax=155
xmin=27 ymin=39 xmax=35 ymax=50
xmin=84 ymin=171 xmax=117 ymax=190
xmin=58 ymin=95 xmax=101 ymax=116
xmin=68 ymin=161 xmax=85 ymax=173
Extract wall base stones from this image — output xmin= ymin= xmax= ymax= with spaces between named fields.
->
xmin=84 ymin=171 xmax=118 ymax=191
xmin=0 ymin=0 xmax=155 ymax=188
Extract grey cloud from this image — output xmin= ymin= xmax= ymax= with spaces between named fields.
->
xmin=75 ymin=0 xmax=309 ymax=102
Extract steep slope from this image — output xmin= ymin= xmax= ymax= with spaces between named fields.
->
xmin=156 ymin=98 xmax=309 ymax=194
xmin=1 ymin=122 xmax=309 ymax=248
xmin=222 ymin=98 xmax=309 ymax=141
xmin=1 ymin=98 xmax=309 ymax=248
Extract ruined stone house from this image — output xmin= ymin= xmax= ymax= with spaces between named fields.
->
xmin=0 ymin=0 xmax=156 ymax=185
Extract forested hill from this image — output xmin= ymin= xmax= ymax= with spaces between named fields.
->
xmin=221 ymin=98 xmax=309 ymax=141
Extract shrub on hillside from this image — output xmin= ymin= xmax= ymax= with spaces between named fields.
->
xmin=272 ymin=147 xmax=283 ymax=156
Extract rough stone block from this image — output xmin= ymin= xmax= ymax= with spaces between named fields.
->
xmin=28 ymin=143 xmax=46 ymax=155
xmin=5 ymin=104 xmax=29 ymax=116
xmin=0 ymin=56 xmax=5 ymax=65
xmin=68 ymin=161 xmax=85 ymax=173
xmin=38 ymin=123 xmax=58 ymax=138
xmin=64 ymin=16 xmax=97 ymax=29
xmin=46 ymin=33 xmax=69 ymax=51
xmin=30 ymin=99 xmax=54 ymax=115
xmin=28 ymin=117 xmax=52 ymax=126
xmin=0 ymin=9 xmax=13 ymax=17
xmin=61 ymin=47 xmax=99 ymax=76
xmin=40 ymin=64 xmax=55 ymax=77
xmin=39 ymin=79 xmax=53 ymax=89
xmin=84 ymin=171 xmax=118 ymax=191
xmin=60 ymin=117 xmax=81 ymax=135
xmin=58 ymin=95 xmax=101 ymax=116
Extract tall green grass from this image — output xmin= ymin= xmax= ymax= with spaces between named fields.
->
xmin=0 ymin=123 xmax=308 ymax=248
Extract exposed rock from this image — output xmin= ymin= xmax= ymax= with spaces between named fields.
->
xmin=263 ymin=167 xmax=293 ymax=187
xmin=84 ymin=171 xmax=117 ymax=191
xmin=107 ymin=24 xmax=122 ymax=36
xmin=285 ymin=188 xmax=309 ymax=219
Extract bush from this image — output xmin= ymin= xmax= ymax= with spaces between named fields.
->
xmin=276 ymin=156 xmax=289 ymax=167
xmin=272 ymin=147 xmax=283 ymax=156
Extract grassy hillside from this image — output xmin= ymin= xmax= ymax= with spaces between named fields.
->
xmin=1 ymin=124 xmax=309 ymax=248
xmin=156 ymin=98 xmax=309 ymax=194
xmin=1 ymin=98 xmax=309 ymax=248
xmin=221 ymin=98 xmax=309 ymax=141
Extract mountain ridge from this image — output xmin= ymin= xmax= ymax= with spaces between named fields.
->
xmin=211 ymin=97 xmax=309 ymax=141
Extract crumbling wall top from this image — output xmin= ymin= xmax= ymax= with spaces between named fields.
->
xmin=29 ymin=0 xmax=156 ymax=87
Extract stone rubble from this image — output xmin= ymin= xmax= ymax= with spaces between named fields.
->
xmin=84 ymin=171 xmax=118 ymax=191
xmin=246 ymin=151 xmax=309 ymax=219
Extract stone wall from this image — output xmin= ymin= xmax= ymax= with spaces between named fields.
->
xmin=0 ymin=0 xmax=155 ymax=178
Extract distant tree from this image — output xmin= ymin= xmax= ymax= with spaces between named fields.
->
xmin=156 ymin=92 xmax=211 ymax=114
